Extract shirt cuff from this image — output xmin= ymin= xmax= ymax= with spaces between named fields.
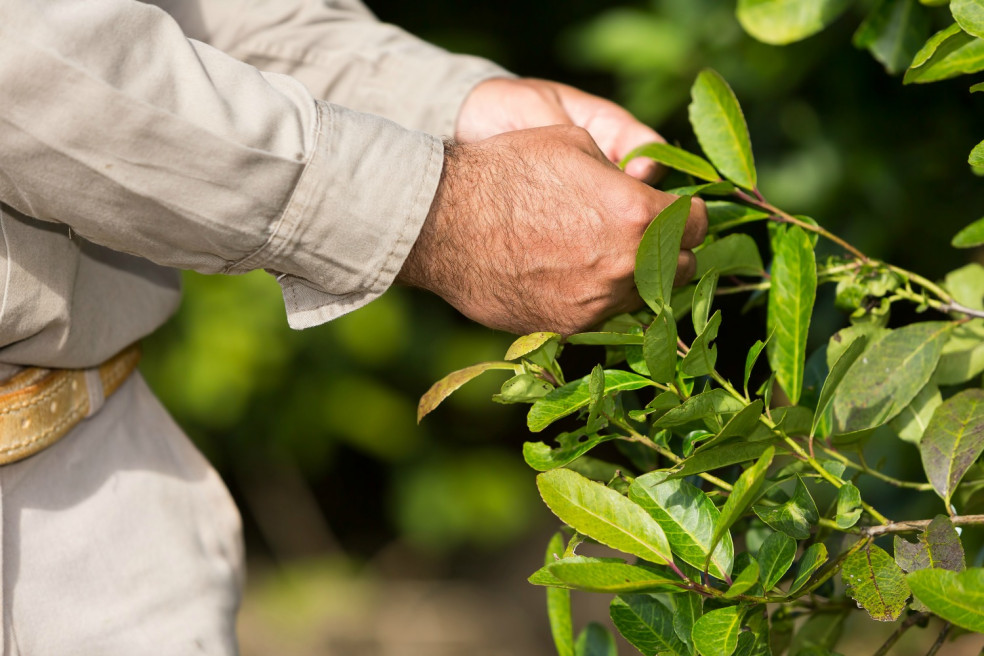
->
xmin=226 ymin=101 xmax=444 ymax=329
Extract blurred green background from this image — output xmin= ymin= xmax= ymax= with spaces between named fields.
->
xmin=141 ymin=1 xmax=984 ymax=653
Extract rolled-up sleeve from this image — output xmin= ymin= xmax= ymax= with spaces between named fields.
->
xmin=0 ymin=0 xmax=496 ymax=329
xmin=153 ymin=0 xmax=512 ymax=137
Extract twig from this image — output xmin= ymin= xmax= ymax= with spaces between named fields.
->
xmin=818 ymin=446 xmax=934 ymax=491
xmin=872 ymin=613 xmax=930 ymax=656
xmin=924 ymin=622 xmax=952 ymax=656
xmin=863 ymin=514 xmax=984 ymax=537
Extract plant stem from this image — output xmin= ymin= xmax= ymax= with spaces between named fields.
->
xmin=818 ymin=446 xmax=934 ymax=491
xmin=871 ymin=613 xmax=930 ymax=656
xmin=734 ymin=190 xmax=869 ymax=261
xmin=863 ymin=514 xmax=984 ymax=537
xmin=924 ymin=623 xmax=952 ymax=656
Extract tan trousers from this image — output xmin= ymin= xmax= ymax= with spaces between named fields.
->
xmin=0 ymin=374 xmax=244 ymax=654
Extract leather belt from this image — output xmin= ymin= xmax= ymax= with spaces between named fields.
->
xmin=0 ymin=344 xmax=141 ymax=465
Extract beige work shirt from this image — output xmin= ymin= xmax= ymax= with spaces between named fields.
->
xmin=0 ymin=0 xmax=508 ymax=376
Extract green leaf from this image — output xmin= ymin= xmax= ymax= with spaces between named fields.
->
xmin=835 ymin=482 xmax=863 ymax=530
xmin=724 ymin=558 xmax=761 ymax=598
xmin=665 ymin=181 xmax=737 ymax=196
xmin=631 ymin=473 xmax=735 ymax=580
xmin=545 ymin=533 xmax=574 ymax=656
xmin=673 ymin=593 xmax=703 ymax=656
xmin=812 ymin=336 xmax=867 ymax=437
xmin=611 ymin=595 xmax=690 ymax=656
xmin=888 ymin=383 xmax=941 ymax=443
xmin=566 ymin=332 xmax=644 ymax=346
xmin=621 ymin=142 xmax=721 ymax=182
xmin=767 ymin=226 xmax=817 ymax=406
xmin=695 ymin=235 xmax=765 ymax=279
xmin=907 ymin=568 xmax=984 ymax=632
xmin=418 ymin=361 xmax=517 ymax=421
xmin=952 ymin=216 xmax=984 ymax=247
xmin=506 ymin=331 xmax=562 ymax=361
xmin=789 ymin=543 xmax=829 ymax=594
xmin=734 ymin=610 xmax=770 ymax=656
xmin=706 ymin=201 xmax=770 ymax=234
xmin=935 ymin=320 xmax=984 ymax=386
xmin=943 ymin=263 xmax=984 ymax=311
xmin=694 ymin=400 xmax=766 ymax=454
xmin=788 ymin=611 xmax=846 ymax=656
xmin=737 ymin=0 xmax=853 ymax=45
xmin=833 ymin=322 xmax=951 ymax=434
xmin=753 ymin=476 xmax=819 ymax=540
xmin=693 ymin=269 xmax=720 ymax=334
xmin=854 ymin=0 xmax=932 ymax=74
xmin=841 ymin=543 xmax=910 ymax=622
xmin=672 ymin=442 xmax=779 ymax=478
xmin=919 ymin=388 xmax=984 ymax=506
xmin=692 ymin=606 xmax=742 ymax=656
xmin=689 ymin=69 xmax=757 ymax=190
xmin=645 ymin=309 xmax=679 ymax=384
xmin=494 ymin=373 xmax=554 ymax=404
xmin=637 ymin=196 xmax=694 ymax=312
xmin=758 ymin=532 xmax=797 ymax=591
xmin=537 ymin=469 xmax=673 ymax=564
xmin=970 ymin=141 xmax=984 ymax=167
xmin=894 ymin=515 xmax=967 ymax=573
xmin=952 ymin=0 xmax=984 ymax=38
xmin=905 ymin=23 xmax=984 ymax=83
xmin=682 ymin=311 xmax=723 ymax=377
xmin=709 ymin=448 xmax=775 ymax=563
xmin=744 ymin=336 xmax=770 ymax=399
xmin=575 ymin=623 xmax=617 ymax=656
xmin=529 ymin=370 xmax=655 ymax=432
xmin=523 ymin=431 xmax=619 ymax=471
xmin=543 ymin=556 xmax=684 ymax=593
xmin=630 ymin=390 xmax=681 ymax=422
xmin=654 ymin=389 xmax=746 ymax=428
xmin=972 ymin=81 xmax=984 ymax=91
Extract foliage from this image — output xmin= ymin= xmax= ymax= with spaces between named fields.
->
xmin=421 ymin=6 xmax=984 ymax=649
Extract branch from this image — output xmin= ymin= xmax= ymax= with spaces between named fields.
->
xmin=872 ymin=612 xmax=930 ymax=656
xmin=924 ymin=622 xmax=952 ymax=656
xmin=863 ymin=514 xmax=984 ymax=537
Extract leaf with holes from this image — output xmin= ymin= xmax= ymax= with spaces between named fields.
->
xmin=894 ymin=515 xmax=966 ymax=573
xmin=842 ymin=544 xmax=910 ymax=622
xmin=682 ymin=311 xmax=722 ymax=377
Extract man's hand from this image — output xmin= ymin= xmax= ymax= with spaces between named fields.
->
xmin=398 ymin=126 xmax=707 ymax=335
xmin=456 ymin=78 xmax=665 ymax=182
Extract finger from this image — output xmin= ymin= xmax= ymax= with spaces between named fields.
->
xmin=674 ymin=250 xmax=697 ymax=287
xmin=681 ymin=196 xmax=709 ymax=249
